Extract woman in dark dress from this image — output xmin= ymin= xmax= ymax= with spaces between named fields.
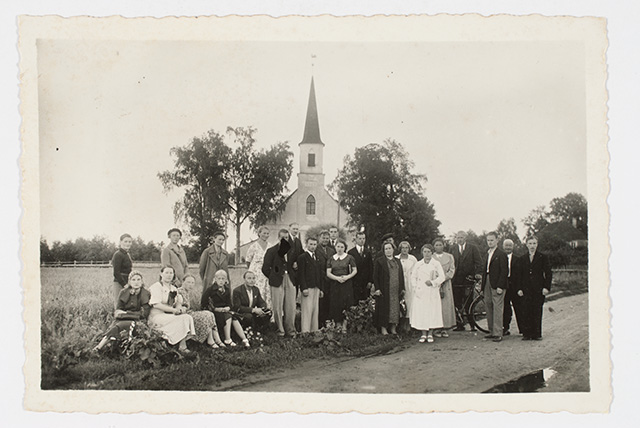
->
xmin=373 ymin=242 xmax=405 ymax=335
xmin=94 ymin=270 xmax=150 ymax=351
xmin=111 ymin=233 xmax=133 ymax=310
xmin=326 ymin=240 xmax=358 ymax=333
xmin=201 ymin=270 xmax=250 ymax=348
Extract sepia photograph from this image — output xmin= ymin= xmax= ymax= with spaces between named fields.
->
xmin=18 ymin=13 xmax=610 ymax=414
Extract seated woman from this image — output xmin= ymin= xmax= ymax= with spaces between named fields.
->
xmin=232 ymin=271 xmax=271 ymax=331
xmin=201 ymin=270 xmax=250 ymax=348
xmin=93 ymin=270 xmax=150 ymax=351
xmin=177 ymin=274 xmax=225 ymax=349
xmin=148 ymin=265 xmax=196 ymax=354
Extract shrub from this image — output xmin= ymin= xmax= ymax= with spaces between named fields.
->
xmin=345 ymin=297 xmax=377 ymax=334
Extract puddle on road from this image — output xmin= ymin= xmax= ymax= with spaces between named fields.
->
xmin=483 ymin=368 xmax=557 ymax=393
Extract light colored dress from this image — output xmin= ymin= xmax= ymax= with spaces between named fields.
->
xmin=148 ymin=281 xmax=196 ymax=345
xmin=409 ymin=258 xmax=446 ymax=330
xmin=246 ymin=240 xmax=271 ymax=309
xmin=432 ymin=252 xmax=456 ymax=329
xmin=177 ymin=288 xmax=217 ymax=343
xmin=396 ymin=254 xmax=418 ymax=316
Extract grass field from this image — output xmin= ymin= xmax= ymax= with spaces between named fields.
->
xmin=39 ymin=266 xmax=588 ymax=390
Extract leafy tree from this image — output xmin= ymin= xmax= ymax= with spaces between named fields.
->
xmin=548 ymin=192 xmax=588 ymax=236
xmin=158 ymin=129 xmax=231 ymax=254
xmin=159 ymin=127 xmax=293 ymax=261
xmin=522 ymin=205 xmax=550 ymax=237
xmin=40 ymin=238 xmax=54 ymax=263
xmin=330 ymin=139 xmax=440 ymax=248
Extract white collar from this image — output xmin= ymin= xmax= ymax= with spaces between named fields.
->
xmin=333 ymin=253 xmax=348 ymax=260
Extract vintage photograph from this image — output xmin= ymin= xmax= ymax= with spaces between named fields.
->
xmin=19 ymin=14 xmax=610 ymax=413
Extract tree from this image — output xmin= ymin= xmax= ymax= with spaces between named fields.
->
xmin=496 ymin=218 xmax=522 ymax=245
xmin=159 ymin=127 xmax=293 ymax=260
xmin=522 ymin=205 xmax=550 ymax=237
xmin=330 ymin=139 xmax=440 ymax=248
xmin=40 ymin=238 xmax=54 ymax=263
xmin=548 ymin=192 xmax=588 ymax=236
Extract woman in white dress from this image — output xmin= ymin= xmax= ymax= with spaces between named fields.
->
xmin=396 ymin=241 xmax=418 ymax=329
xmin=245 ymin=226 xmax=271 ymax=309
xmin=148 ymin=266 xmax=196 ymax=354
xmin=409 ymin=244 xmax=445 ymax=343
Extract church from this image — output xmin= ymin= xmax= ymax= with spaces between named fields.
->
xmin=262 ymin=77 xmax=349 ymax=243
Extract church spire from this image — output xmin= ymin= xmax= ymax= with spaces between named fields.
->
xmin=299 ymin=77 xmax=324 ymax=146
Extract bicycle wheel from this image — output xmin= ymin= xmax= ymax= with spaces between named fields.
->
xmin=470 ymin=295 xmax=490 ymax=333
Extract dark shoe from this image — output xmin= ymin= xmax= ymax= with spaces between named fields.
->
xmin=503 ymin=330 xmax=511 ymax=336
xmin=522 ymin=336 xmax=532 ymax=341
xmin=492 ymin=336 xmax=503 ymax=342
xmin=532 ymin=336 xmax=543 ymax=341
xmin=469 ymin=327 xmax=477 ymax=332
xmin=484 ymin=335 xmax=497 ymax=339
xmin=453 ymin=326 xmax=466 ymax=332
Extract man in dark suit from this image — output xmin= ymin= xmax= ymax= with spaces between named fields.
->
xmin=232 ymin=271 xmax=271 ymax=331
xmin=517 ymin=235 xmax=552 ymax=341
xmin=347 ymin=231 xmax=374 ymax=302
xmin=482 ymin=231 xmax=509 ymax=342
xmin=328 ymin=226 xmax=340 ymax=250
xmin=297 ymin=236 xmax=323 ymax=333
xmin=287 ymin=222 xmax=304 ymax=284
xmin=502 ymin=239 xmax=524 ymax=336
xmin=316 ymin=230 xmax=336 ymax=326
xmin=262 ymin=229 xmax=297 ymax=337
xmin=451 ymin=231 xmax=484 ymax=330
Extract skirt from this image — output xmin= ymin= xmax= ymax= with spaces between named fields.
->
xmin=189 ymin=310 xmax=217 ymax=343
xmin=149 ymin=309 xmax=196 ymax=345
xmin=329 ymin=279 xmax=354 ymax=322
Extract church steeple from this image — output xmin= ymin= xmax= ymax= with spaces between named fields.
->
xmin=299 ymin=77 xmax=324 ymax=147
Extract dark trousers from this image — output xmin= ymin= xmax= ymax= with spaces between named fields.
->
xmin=238 ymin=312 xmax=271 ymax=332
xmin=521 ymin=292 xmax=545 ymax=338
xmin=503 ymin=286 xmax=524 ymax=333
xmin=319 ymin=283 xmax=331 ymax=327
xmin=453 ymin=284 xmax=472 ymax=327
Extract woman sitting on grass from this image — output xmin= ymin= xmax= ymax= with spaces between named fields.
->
xmin=177 ymin=274 xmax=225 ymax=349
xmin=93 ymin=270 xmax=150 ymax=351
xmin=201 ymin=270 xmax=250 ymax=348
xmin=148 ymin=265 xmax=196 ymax=354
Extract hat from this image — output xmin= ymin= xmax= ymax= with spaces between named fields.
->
xmin=381 ymin=233 xmax=394 ymax=242
xmin=212 ymin=231 xmax=227 ymax=239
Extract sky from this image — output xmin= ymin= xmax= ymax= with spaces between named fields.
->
xmin=38 ymin=39 xmax=586 ymax=245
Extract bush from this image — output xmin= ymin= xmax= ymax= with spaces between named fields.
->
xmin=345 ymin=297 xmax=377 ymax=334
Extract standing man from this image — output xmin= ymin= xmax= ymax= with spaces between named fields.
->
xmin=348 ymin=231 xmax=374 ymax=302
xmin=517 ymin=235 xmax=552 ymax=341
xmin=199 ymin=231 xmax=229 ymax=294
xmin=328 ymin=226 xmax=340 ymax=250
xmin=161 ymin=228 xmax=189 ymax=286
xmin=316 ymin=230 xmax=336 ymax=326
xmin=502 ymin=239 xmax=523 ymax=336
xmin=482 ymin=231 xmax=509 ymax=342
xmin=262 ymin=229 xmax=297 ymax=337
xmin=297 ymin=237 xmax=323 ymax=333
xmin=288 ymin=222 xmax=304 ymax=284
xmin=450 ymin=231 xmax=483 ymax=331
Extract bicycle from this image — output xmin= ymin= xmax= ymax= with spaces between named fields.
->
xmin=454 ymin=276 xmax=489 ymax=334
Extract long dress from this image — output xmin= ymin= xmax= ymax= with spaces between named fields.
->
xmin=396 ymin=254 xmax=418 ymax=316
xmin=409 ymin=258 xmax=446 ymax=330
xmin=148 ymin=281 xmax=196 ymax=345
xmin=246 ymin=240 xmax=271 ymax=309
xmin=177 ymin=288 xmax=217 ymax=343
xmin=327 ymin=253 xmax=357 ymax=322
xmin=103 ymin=287 xmax=151 ymax=341
xmin=433 ymin=252 xmax=456 ymax=329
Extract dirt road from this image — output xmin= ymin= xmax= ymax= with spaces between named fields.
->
xmin=215 ymin=293 xmax=589 ymax=393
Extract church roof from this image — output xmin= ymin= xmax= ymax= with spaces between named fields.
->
xmin=299 ymin=77 xmax=325 ymax=146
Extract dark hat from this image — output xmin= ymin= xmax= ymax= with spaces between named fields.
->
xmin=277 ymin=237 xmax=292 ymax=258
xmin=381 ymin=233 xmax=394 ymax=242
xmin=212 ymin=230 xmax=227 ymax=239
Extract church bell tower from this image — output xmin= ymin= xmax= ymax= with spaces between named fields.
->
xmin=298 ymin=77 xmax=325 ymax=188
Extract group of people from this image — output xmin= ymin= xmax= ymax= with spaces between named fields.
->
xmin=96 ymin=224 xmax=552 ymax=354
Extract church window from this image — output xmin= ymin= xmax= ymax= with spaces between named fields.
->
xmin=308 ymin=153 xmax=316 ymax=167
xmin=306 ymin=194 xmax=316 ymax=215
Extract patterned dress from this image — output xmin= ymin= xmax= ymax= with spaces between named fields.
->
xmin=177 ymin=288 xmax=217 ymax=343
xmin=433 ymin=252 xmax=456 ymax=329
xmin=246 ymin=240 xmax=271 ymax=308
xmin=148 ymin=281 xmax=196 ymax=345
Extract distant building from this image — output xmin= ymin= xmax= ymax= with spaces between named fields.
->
xmin=262 ymin=77 xmax=349 ymax=244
